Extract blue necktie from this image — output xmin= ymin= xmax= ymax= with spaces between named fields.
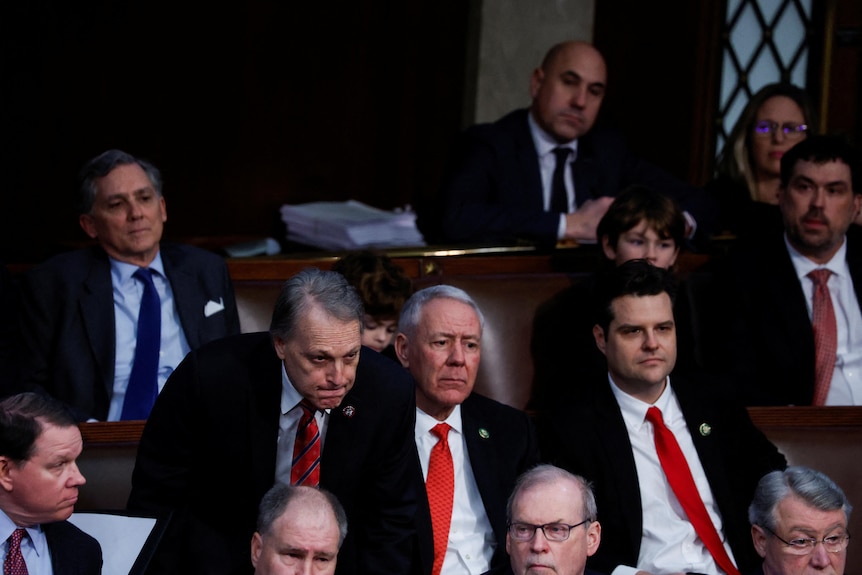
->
xmin=121 ymin=268 xmax=161 ymax=420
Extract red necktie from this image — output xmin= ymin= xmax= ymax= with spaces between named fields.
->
xmin=809 ymin=269 xmax=837 ymax=405
xmin=291 ymin=400 xmax=320 ymax=486
xmin=645 ymin=407 xmax=740 ymax=575
xmin=426 ymin=423 xmax=454 ymax=575
xmin=4 ymin=529 xmax=28 ymax=575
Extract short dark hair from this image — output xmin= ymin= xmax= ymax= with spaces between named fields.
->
xmin=269 ymin=268 xmax=364 ymax=341
xmin=78 ymin=149 xmax=163 ymax=214
xmin=257 ymin=484 xmax=348 ymax=547
xmin=780 ymin=135 xmax=860 ymax=192
xmin=749 ymin=466 xmax=852 ymax=531
xmin=0 ymin=393 xmax=77 ymax=462
xmin=594 ymin=259 xmax=676 ymax=337
xmin=331 ymin=251 xmax=413 ymax=319
xmin=597 ymin=185 xmax=686 ymax=252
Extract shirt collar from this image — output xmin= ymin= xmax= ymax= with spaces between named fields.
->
xmin=609 ymin=373 xmax=675 ymax=432
xmin=784 ymin=233 xmax=848 ymax=281
xmin=110 ymin=251 xmax=166 ymax=285
xmin=416 ymin=403 xmax=463 ymax=436
xmin=527 ymin=110 xmax=578 ymax=160
xmin=0 ymin=509 xmax=47 ymax=559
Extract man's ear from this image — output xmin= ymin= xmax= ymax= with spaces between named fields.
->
xmin=751 ymin=525 xmax=768 ymax=558
xmin=0 ymin=456 xmax=16 ymax=492
xmin=250 ymin=532 xmax=263 ymax=568
xmin=79 ymin=214 xmax=98 ymax=239
xmin=394 ymin=333 xmax=409 ymax=368
xmin=529 ymin=68 xmax=545 ymax=99
xmin=272 ymin=336 xmax=287 ymax=361
xmin=586 ymin=520 xmax=601 ymax=557
xmin=593 ymin=325 xmax=607 ymax=356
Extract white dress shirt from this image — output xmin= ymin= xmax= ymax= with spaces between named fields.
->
xmin=415 ymin=406 xmax=495 ymax=575
xmin=785 ymin=235 xmax=862 ymax=405
xmin=108 ymin=252 xmax=191 ymax=421
xmin=609 ymin=376 xmax=736 ymax=575
xmin=274 ymin=363 xmax=331 ymax=484
xmin=0 ymin=510 xmax=52 ymax=575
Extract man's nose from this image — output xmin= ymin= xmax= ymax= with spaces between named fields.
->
xmin=570 ymin=86 xmax=586 ymax=108
xmin=447 ymin=343 xmax=466 ymax=365
xmin=808 ymin=541 xmax=831 ymax=568
xmin=530 ymin=528 xmax=551 ymax=553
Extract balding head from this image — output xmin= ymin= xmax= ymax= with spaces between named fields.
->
xmin=530 ymin=41 xmax=607 ymax=143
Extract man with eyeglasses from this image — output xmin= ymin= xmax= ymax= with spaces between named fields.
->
xmin=506 ymin=464 xmax=602 ymax=575
xmin=722 ymin=135 xmax=862 ymax=405
xmin=749 ymin=466 xmax=851 ymax=575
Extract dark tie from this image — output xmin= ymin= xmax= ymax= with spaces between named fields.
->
xmin=645 ymin=406 xmax=741 ymax=575
xmin=550 ymin=147 xmax=572 ymax=213
xmin=291 ymin=400 xmax=321 ymax=486
xmin=4 ymin=529 xmax=28 ymax=575
xmin=121 ymin=268 xmax=161 ymax=420
xmin=809 ymin=269 xmax=837 ymax=405
xmin=426 ymin=423 xmax=453 ymax=575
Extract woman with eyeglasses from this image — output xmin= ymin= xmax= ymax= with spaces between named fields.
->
xmin=708 ymin=83 xmax=812 ymax=239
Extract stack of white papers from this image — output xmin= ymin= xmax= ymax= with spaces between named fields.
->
xmin=280 ymin=200 xmax=426 ymax=250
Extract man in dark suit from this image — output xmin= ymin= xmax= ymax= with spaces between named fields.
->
xmin=505 ymin=465 xmax=602 ymax=575
xmin=16 ymin=149 xmax=239 ymax=421
xmin=722 ymin=136 xmax=862 ymax=405
xmin=127 ymin=268 xmax=419 ymax=575
xmin=538 ymin=260 xmax=786 ymax=575
xmin=394 ymin=285 xmax=540 ymax=575
xmin=430 ymin=41 xmax=709 ymax=246
xmin=0 ymin=392 xmax=102 ymax=574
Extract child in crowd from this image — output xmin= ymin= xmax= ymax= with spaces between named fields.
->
xmin=332 ymin=251 xmax=413 ymax=357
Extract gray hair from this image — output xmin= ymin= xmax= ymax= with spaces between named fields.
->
xmin=256 ymin=484 xmax=348 ymax=547
xmin=398 ymin=284 xmax=485 ymax=339
xmin=749 ymin=466 xmax=852 ymax=531
xmin=506 ymin=464 xmax=598 ymax=524
xmin=78 ymin=149 xmax=163 ymax=214
xmin=269 ymin=268 xmax=364 ymax=341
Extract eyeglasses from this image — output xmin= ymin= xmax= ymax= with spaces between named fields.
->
xmin=753 ymin=120 xmax=808 ymax=139
xmin=762 ymin=525 xmax=850 ymax=555
xmin=508 ymin=520 xmax=589 ymax=542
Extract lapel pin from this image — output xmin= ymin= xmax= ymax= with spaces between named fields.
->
xmin=478 ymin=428 xmax=490 ymax=439
xmin=699 ymin=423 xmax=712 ymax=437
xmin=341 ymin=405 xmax=356 ymax=418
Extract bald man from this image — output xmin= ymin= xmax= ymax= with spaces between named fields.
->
xmin=432 ymin=41 xmax=710 ymax=246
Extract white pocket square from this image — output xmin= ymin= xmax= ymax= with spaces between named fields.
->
xmin=204 ymin=298 xmax=225 ymax=317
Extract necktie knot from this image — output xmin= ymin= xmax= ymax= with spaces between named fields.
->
xmin=808 ymin=268 xmax=832 ymax=287
xmin=645 ymin=405 xmax=664 ymax=426
xmin=431 ymin=422 xmax=451 ymax=443
xmin=134 ymin=267 xmax=156 ymax=287
xmin=553 ymin=147 xmax=572 ymax=163
xmin=298 ymin=399 xmax=317 ymax=416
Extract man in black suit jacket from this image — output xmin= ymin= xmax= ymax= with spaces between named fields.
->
xmin=721 ymin=136 xmax=862 ymax=405
xmin=0 ymin=393 xmax=102 ymax=574
xmin=429 ymin=41 xmax=710 ymax=246
xmin=128 ymin=268 xmax=420 ymax=575
xmin=16 ymin=149 xmax=239 ymax=421
xmin=394 ymin=285 xmax=540 ymax=575
xmin=538 ymin=261 xmax=786 ymax=575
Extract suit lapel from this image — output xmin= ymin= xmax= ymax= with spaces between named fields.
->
xmin=460 ymin=395 xmax=505 ymax=541
xmin=80 ymin=255 xmax=115 ymax=398
xmin=572 ymin=133 xmax=598 ymax=206
xmin=162 ymin=246 xmax=204 ymax=349
xmin=248 ymin=340 xmax=283 ymax=500
xmin=513 ymin=111 xmax=546 ymax=211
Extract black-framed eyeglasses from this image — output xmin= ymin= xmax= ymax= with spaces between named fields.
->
xmin=761 ymin=525 xmax=850 ymax=555
xmin=507 ymin=520 xmax=590 ymax=542
xmin=752 ymin=120 xmax=808 ymax=139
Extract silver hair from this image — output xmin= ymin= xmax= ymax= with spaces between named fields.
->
xmin=78 ymin=149 xmax=163 ymax=214
xmin=269 ymin=268 xmax=364 ymax=341
xmin=256 ymin=483 xmax=348 ymax=547
xmin=397 ymin=284 xmax=485 ymax=339
xmin=748 ymin=466 xmax=852 ymax=531
xmin=506 ymin=464 xmax=598 ymax=524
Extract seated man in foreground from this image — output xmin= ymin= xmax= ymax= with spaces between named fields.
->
xmin=748 ymin=466 xmax=851 ymax=575
xmin=394 ymin=285 xmax=540 ymax=574
xmin=538 ymin=260 xmax=786 ymax=575
xmin=251 ymin=484 xmax=347 ymax=575
xmin=128 ymin=268 xmax=419 ymax=575
xmin=0 ymin=392 xmax=102 ymax=574
xmin=506 ymin=464 xmax=602 ymax=575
